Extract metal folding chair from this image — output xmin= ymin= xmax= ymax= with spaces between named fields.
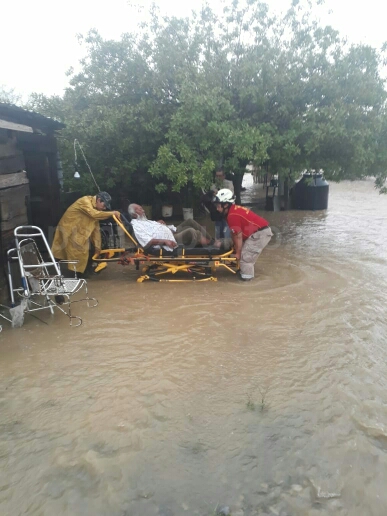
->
xmin=0 ymin=226 xmax=98 ymax=328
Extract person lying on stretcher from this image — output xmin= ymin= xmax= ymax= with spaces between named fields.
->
xmin=128 ymin=204 xmax=231 ymax=251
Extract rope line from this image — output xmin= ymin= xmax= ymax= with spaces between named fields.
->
xmin=73 ymin=139 xmax=100 ymax=192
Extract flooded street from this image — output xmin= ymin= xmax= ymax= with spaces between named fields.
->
xmin=1 ymin=178 xmax=387 ymax=516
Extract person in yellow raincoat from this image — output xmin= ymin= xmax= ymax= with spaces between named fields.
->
xmin=52 ymin=192 xmax=121 ymax=273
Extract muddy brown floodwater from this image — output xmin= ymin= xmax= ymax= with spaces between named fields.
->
xmin=1 ymin=178 xmax=387 ymax=516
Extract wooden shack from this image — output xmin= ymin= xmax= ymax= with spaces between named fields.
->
xmin=0 ymin=103 xmax=64 ymax=284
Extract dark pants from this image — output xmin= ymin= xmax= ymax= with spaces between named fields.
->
xmin=215 ymin=219 xmax=231 ymax=239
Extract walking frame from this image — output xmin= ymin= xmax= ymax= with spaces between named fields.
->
xmin=92 ymin=215 xmax=239 ymax=282
xmin=0 ymin=226 xmax=98 ymax=328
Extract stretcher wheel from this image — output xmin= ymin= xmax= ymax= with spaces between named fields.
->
xmin=93 ymin=262 xmax=107 ymax=273
xmin=137 ymin=275 xmax=150 ymax=283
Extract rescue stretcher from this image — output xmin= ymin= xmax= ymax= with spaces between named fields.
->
xmin=92 ymin=215 xmax=239 ymax=282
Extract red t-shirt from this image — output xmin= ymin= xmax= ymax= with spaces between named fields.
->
xmin=226 ymin=205 xmax=269 ymax=241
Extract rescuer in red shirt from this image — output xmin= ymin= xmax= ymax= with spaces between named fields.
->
xmin=213 ymin=188 xmax=273 ymax=280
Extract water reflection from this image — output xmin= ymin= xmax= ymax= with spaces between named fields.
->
xmin=0 ymin=180 xmax=387 ymax=515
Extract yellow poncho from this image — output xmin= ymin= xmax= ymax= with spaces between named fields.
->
xmin=52 ymin=195 xmax=115 ymax=273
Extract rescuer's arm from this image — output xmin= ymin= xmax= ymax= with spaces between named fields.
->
xmin=231 ymin=231 xmax=243 ymax=260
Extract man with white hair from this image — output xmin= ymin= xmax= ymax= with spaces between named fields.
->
xmin=128 ymin=204 xmax=215 ymax=251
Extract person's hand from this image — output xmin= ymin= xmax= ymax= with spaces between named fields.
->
xmin=165 ymin=240 xmax=177 ymax=248
xmin=94 ymin=248 xmax=101 ymax=258
xmin=157 ymin=219 xmax=166 ymax=225
xmin=112 ymin=211 xmax=121 ymax=219
xmin=232 ymin=251 xmax=241 ymax=260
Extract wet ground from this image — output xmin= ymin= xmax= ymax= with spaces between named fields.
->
xmin=1 ymin=177 xmax=387 ymax=515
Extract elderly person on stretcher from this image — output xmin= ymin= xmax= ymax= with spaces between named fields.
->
xmin=128 ymin=204 xmax=230 ymax=251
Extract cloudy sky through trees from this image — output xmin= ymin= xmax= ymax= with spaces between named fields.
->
xmin=1 ymin=0 xmax=386 ymax=100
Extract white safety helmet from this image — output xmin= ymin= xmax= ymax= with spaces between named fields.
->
xmin=213 ymin=188 xmax=236 ymax=204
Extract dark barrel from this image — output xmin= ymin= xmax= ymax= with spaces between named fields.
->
xmin=292 ymin=173 xmax=329 ymax=210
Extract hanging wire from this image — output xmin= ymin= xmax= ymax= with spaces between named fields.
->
xmin=73 ymin=139 xmax=100 ymax=192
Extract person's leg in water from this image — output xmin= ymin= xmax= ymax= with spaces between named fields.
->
xmin=239 ymin=228 xmax=272 ymax=280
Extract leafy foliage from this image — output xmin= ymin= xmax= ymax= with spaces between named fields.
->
xmin=150 ymin=82 xmax=271 ymax=192
xmin=28 ymin=0 xmax=387 ymax=199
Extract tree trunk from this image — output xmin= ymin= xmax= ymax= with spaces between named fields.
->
xmin=233 ymin=171 xmax=244 ymax=205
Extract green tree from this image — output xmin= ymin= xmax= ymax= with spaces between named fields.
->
xmin=28 ymin=0 xmax=387 ymax=200
xmin=29 ymin=29 xmax=176 ymax=204
xmin=149 ymin=81 xmax=270 ymax=197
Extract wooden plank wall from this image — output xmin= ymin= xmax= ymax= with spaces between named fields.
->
xmin=0 ymin=129 xmax=30 ymax=288
xmin=21 ymin=133 xmax=61 ymax=232
xmin=0 ymin=129 xmax=26 ymax=174
xmin=0 ymin=182 xmax=30 ymax=231
xmin=0 ymin=130 xmax=30 ymax=229
xmin=0 ymin=128 xmax=62 ymax=294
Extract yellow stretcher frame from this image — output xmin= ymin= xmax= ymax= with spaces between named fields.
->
xmin=92 ymin=215 xmax=239 ymax=282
